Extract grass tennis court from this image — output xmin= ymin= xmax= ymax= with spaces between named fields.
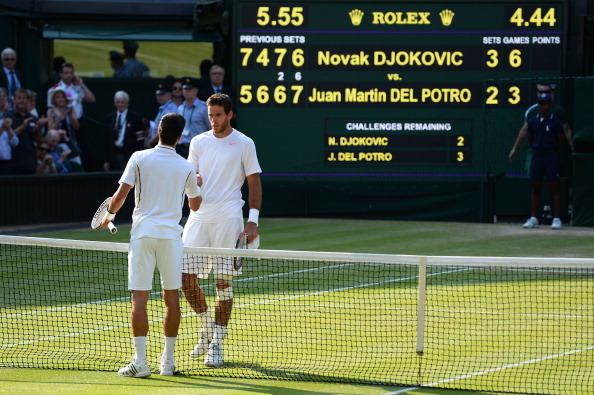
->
xmin=1 ymin=218 xmax=593 ymax=394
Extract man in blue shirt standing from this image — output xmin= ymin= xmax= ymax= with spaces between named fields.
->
xmin=523 ymin=93 xmax=565 ymax=229
xmin=176 ymin=77 xmax=210 ymax=158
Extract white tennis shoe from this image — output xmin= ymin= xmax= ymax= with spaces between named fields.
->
xmin=551 ymin=218 xmax=562 ymax=229
xmin=204 ymin=342 xmax=223 ymax=367
xmin=118 ymin=361 xmax=151 ymax=378
xmin=522 ymin=217 xmax=539 ymax=228
xmin=160 ymin=359 xmax=175 ymax=376
xmin=190 ymin=328 xmax=213 ymax=357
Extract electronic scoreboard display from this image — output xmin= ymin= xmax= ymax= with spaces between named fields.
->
xmin=232 ymin=0 xmax=565 ymax=177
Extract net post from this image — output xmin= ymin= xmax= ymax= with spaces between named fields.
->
xmin=416 ymin=255 xmax=427 ymax=356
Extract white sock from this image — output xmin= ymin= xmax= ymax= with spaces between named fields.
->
xmin=163 ymin=336 xmax=176 ymax=361
xmin=133 ymin=336 xmax=147 ymax=365
xmin=198 ymin=311 xmax=214 ymax=335
xmin=212 ymin=325 xmax=227 ymax=343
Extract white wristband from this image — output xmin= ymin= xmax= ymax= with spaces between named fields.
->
xmin=104 ymin=211 xmax=116 ymax=221
xmin=248 ymin=208 xmax=259 ymax=226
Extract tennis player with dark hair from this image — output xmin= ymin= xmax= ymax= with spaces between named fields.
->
xmin=181 ymin=93 xmax=262 ymax=367
xmin=101 ymin=112 xmax=202 ymax=377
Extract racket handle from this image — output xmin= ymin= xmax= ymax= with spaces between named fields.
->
xmin=107 ymin=222 xmax=117 ymax=234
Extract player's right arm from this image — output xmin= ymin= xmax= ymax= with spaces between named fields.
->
xmin=509 ymin=121 xmax=528 ymax=162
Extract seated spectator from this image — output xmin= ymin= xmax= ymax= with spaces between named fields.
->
xmin=26 ymin=90 xmax=39 ymax=118
xmin=45 ymin=128 xmax=83 ymax=173
xmin=0 ymin=48 xmax=24 ymax=110
xmin=35 ymin=142 xmax=57 ymax=174
xmin=46 ymin=88 xmax=83 ymax=170
xmin=0 ymin=87 xmax=10 ymax=114
xmin=104 ymin=90 xmax=145 ymax=171
xmin=0 ymin=116 xmax=18 ymax=174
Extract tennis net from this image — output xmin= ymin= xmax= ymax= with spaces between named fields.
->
xmin=1 ymin=235 xmax=593 ymax=394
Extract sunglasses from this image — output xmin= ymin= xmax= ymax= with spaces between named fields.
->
xmin=38 ymin=147 xmax=49 ymax=152
xmin=538 ymin=90 xmax=551 ymax=94
xmin=172 ymin=87 xmax=183 ymax=90
xmin=3 ymin=58 xmax=15 ymax=61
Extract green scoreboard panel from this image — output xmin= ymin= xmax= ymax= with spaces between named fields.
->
xmin=233 ymin=0 xmax=565 ymax=177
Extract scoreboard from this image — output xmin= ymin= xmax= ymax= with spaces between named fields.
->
xmin=232 ymin=0 xmax=566 ymax=176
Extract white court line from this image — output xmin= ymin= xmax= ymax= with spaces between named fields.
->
xmin=2 ymin=266 xmax=461 ymax=348
xmin=422 ymin=344 xmax=594 ymax=387
xmin=382 ymin=387 xmax=420 ymax=394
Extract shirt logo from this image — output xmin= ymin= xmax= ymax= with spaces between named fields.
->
xmin=229 ymin=142 xmax=237 ymax=145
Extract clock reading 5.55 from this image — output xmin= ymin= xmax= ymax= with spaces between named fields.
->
xmin=257 ymin=6 xmax=304 ymax=26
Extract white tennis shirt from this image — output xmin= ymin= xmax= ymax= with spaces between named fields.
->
xmin=120 ymin=144 xmax=201 ymax=240
xmin=186 ymin=129 xmax=261 ymax=223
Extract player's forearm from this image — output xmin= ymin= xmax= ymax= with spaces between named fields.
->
xmin=109 ymin=184 xmax=132 ymax=214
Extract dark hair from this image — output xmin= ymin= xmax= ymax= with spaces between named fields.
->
xmin=60 ymin=62 xmax=74 ymax=72
xmin=158 ymin=113 xmax=186 ymax=145
xmin=206 ymin=93 xmax=233 ymax=114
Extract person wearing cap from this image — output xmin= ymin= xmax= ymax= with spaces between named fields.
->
xmin=147 ymin=83 xmax=179 ymax=148
xmin=119 ymin=41 xmax=150 ymax=78
xmin=522 ymin=93 xmax=565 ymax=229
xmin=109 ymin=51 xmax=125 ymax=78
xmin=175 ymin=77 xmax=210 ymax=158
xmin=509 ymin=83 xmax=573 ymax=164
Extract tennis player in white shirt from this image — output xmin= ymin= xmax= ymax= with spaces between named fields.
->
xmin=181 ymin=93 xmax=262 ymax=367
xmin=101 ymin=113 xmax=202 ymax=377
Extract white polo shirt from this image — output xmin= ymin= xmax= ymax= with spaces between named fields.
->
xmin=186 ymin=129 xmax=261 ymax=223
xmin=120 ymin=144 xmax=201 ymax=240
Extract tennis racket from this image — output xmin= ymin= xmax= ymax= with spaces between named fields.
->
xmin=91 ymin=197 xmax=117 ymax=234
xmin=233 ymin=232 xmax=248 ymax=270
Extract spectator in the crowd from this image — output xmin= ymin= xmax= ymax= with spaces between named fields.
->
xmin=47 ymin=62 xmax=96 ymax=120
xmin=109 ymin=50 xmax=126 ymax=77
xmin=0 ymin=48 xmax=24 ymax=110
xmin=0 ymin=115 xmax=17 ymax=174
xmin=119 ymin=41 xmax=150 ymax=78
xmin=175 ymin=77 xmax=210 ymax=158
xmin=35 ymin=141 xmax=57 ymax=174
xmin=26 ymin=90 xmax=39 ymax=118
xmin=46 ymin=87 xmax=83 ymax=170
xmin=198 ymin=64 xmax=233 ymax=101
xmin=8 ymin=88 xmax=45 ymax=174
xmin=45 ymin=128 xmax=75 ymax=173
xmin=147 ymin=83 xmax=178 ymax=148
xmin=0 ymin=87 xmax=10 ymax=114
xmin=198 ymin=65 xmax=235 ymax=126
xmin=104 ymin=90 xmax=145 ymax=171
xmin=170 ymin=79 xmax=184 ymax=108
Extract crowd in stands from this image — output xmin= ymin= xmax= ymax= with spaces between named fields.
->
xmin=0 ymin=42 xmax=233 ymax=175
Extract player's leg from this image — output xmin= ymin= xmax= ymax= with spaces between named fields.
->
xmin=205 ymin=217 xmax=243 ymax=367
xmin=157 ymin=239 xmax=183 ymax=375
xmin=119 ymin=237 xmax=155 ymax=378
xmin=182 ymin=222 xmax=215 ymax=357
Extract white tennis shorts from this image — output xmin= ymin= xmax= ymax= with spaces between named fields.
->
xmin=128 ymin=237 xmax=184 ymax=290
xmin=182 ymin=217 xmax=244 ymax=278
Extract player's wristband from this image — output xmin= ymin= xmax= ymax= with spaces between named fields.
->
xmin=248 ymin=209 xmax=259 ymax=226
xmin=105 ymin=210 xmax=116 ymax=220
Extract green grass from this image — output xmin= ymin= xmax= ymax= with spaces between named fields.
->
xmin=2 ymin=218 xmax=593 ymax=395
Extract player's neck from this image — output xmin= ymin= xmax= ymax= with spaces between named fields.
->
xmin=213 ymin=127 xmax=233 ymax=138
